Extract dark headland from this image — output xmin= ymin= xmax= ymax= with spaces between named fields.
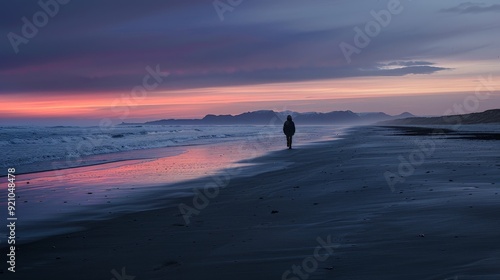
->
xmin=380 ymin=109 xmax=500 ymax=125
xmin=121 ymin=110 xmax=415 ymax=125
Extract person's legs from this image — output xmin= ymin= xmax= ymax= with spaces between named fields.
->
xmin=286 ymin=135 xmax=290 ymax=147
xmin=289 ymin=136 xmax=293 ymax=149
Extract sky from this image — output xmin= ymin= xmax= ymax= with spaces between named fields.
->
xmin=1 ymin=0 xmax=499 ymax=125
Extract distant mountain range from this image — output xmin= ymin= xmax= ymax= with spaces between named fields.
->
xmin=121 ymin=110 xmax=415 ymax=125
xmin=380 ymin=109 xmax=500 ymax=125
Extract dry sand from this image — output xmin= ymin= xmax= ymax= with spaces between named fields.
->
xmin=3 ymin=125 xmax=500 ymax=279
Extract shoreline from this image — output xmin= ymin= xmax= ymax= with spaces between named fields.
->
xmin=0 ymin=145 xmax=189 ymax=178
xmin=4 ymin=125 xmax=500 ymax=279
xmin=1 ymin=124 xmax=343 ymax=177
xmin=1 ymin=126 xmax=346 ymax=244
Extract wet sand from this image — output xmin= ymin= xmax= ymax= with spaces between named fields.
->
xmin=3 ymin=125 xmax=500 ymax=279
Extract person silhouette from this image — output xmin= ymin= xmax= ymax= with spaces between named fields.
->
xmin=283 ymin=115 xmax=295 ymax=149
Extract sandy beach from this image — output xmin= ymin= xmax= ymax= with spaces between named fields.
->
xmin=3 ymin=0 xmax=500 ymax=278
xmin=3 ymin=125 xmax=500 ymax=279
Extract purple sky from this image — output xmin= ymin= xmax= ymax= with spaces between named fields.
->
xmin=1 ymin=0 xmax=499 ymax=125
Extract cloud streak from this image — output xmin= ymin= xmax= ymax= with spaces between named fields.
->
xmin=440 ymin=2 xmax=500 ymax=13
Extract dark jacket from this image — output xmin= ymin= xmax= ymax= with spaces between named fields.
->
xmin=283 ymin=120 xmax=295 ymax=136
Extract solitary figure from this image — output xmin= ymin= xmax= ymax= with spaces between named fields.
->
xmin=283 ymin=115 xmax=296 ymax=149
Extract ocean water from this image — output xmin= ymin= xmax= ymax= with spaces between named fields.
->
xmin=1 ymin=125 xmax=276 ymax=174
xmin=1 ymin=124 xmax=345 ymax=174
xmin=0 ymin=124 xmax=345 ymax=243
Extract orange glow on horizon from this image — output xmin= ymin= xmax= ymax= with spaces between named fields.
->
xmin=1 ymin=74 xmax=489 ymax=120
